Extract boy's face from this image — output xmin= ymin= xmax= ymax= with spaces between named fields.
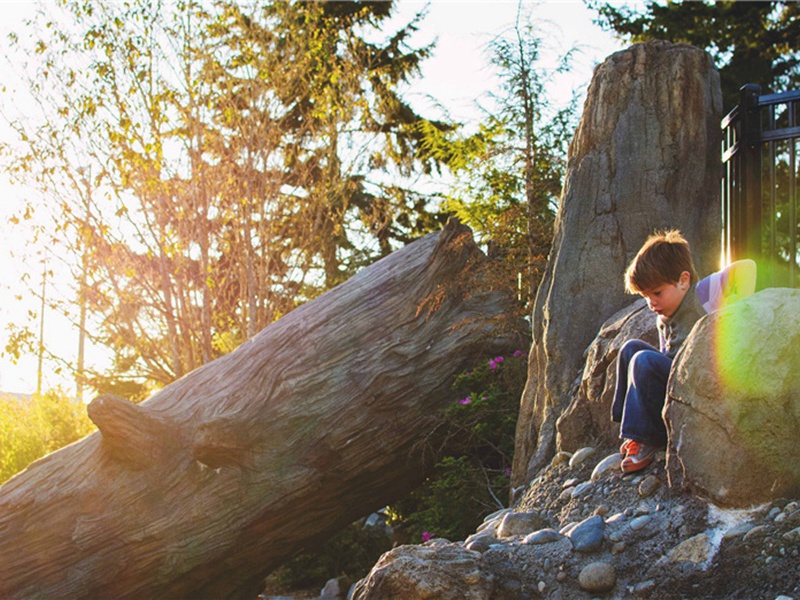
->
xmin=641 ymin=271 xmax=690 ymax=318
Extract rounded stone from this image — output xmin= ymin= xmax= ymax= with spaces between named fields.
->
xmin=568 ymin=515 xmax=606 ymax=553
xmin=578 ymin=561 xmax=616 ymax=593
xmin=524 ymin=528 xmax=564 ymax=545
xmin=497 ymin=511 xmax=545 ymax=538
xmin=569 ymin=447 xmax=597 ymax=468
xmin=591 ymin=453 xmax=623 ymax=481
xmin=638 ymin=475 xmax=661 ymax=498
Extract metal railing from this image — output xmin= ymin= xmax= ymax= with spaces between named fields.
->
xmin=721 ymin=84 xmax=800 ymax=288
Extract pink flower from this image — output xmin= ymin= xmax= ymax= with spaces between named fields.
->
xmin=490 ymin=356 xmax=504 ymax=371
xmin=460 ymin=396 xmax=472 ymax=405
xmin=421 ymin=531 xmax=434 ymax=542
xmin=504 ymin=468 xmax=512 ymax=477
xmin=514 ymin=350 xmax=526 ymax=357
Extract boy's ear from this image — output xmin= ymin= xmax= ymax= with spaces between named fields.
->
xmin=679 ymin=271 xmax=690 ymax=290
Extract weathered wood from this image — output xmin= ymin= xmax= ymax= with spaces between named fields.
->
xmin=0 ymin=219 xmax=528 ymax=600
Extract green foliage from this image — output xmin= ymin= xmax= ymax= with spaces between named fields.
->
xmin=0 ymin=390 xmax=96 ymax=485
xmin=266 ymin=518 xmax=393 ymax=592
xmin=441 ymin=12 xmax=578 ymax=309
xmin=588 ymin=0 xmax=800 ymax=108
xmin=3 ymin=0 xmax=453 ymax=393
xmin=387 ymin=351 xmax=528 ymax=543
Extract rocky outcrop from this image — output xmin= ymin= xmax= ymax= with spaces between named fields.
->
xmin=556 ymin=299 xmax=658 ymax=452
xmin=354 ymin=444 xmax=800 ymax=599
xmin=665 ymin=288 xmax=800 ymax=507
xmin=513 ymin=40 xmax=723 ymax=486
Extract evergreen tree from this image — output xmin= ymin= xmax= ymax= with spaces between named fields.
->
xmin=441 ymin=11 xmax=577 ymax=308
xmin=588 ymin=0 xmax=800 ymax=108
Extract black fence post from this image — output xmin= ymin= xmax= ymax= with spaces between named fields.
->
xmin=737 ymin=84 xmax=762 ymax=266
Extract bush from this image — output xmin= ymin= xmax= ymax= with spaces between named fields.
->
xmin=0 ymin=390 xmax=95 ymax=485
xmin=387 ymin=350 xmax=527 ymax=543
xmin=266 ymin=517 xmax=393 ymax=592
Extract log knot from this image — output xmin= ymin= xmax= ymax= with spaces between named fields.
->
xmin=88 ymin=394 xmax=168 ymax=469
xmin=191 ymin=417 xmax=254 ymax=469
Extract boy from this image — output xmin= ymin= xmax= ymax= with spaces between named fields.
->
xmin=611 ymin=230 xmax=756 ymax=473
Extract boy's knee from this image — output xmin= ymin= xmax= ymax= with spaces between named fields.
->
xmin=620 ymin=339 xmax=648 ymax=362
xmin=629 ymin=350 xmax=661 ymax=377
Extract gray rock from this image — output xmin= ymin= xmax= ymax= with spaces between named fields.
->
xmin=513 ymin=41 xmax=722 ymax=485
xmin=723 ymin=522 xmax=757 ymax=540
xmin=630 ymin=516 xmax=652 ymax=531
xmin=665 ymin=533 xmax=713 ymax=564
xmin=743 ymin=525 xmax=768 ymax=542
xmin=572 ymin=481 xmax=593 ymax=498
xmin=592 ymin=453 xmax=623 ymax=481
xmin=350 ymin=541 xmax=493 ymax=600
xmin=464 ymin=531 xmax=498 ymax=553
xmin=638 ymin=475 xmax=660 ymax=498
xmin=665 ymin=289 xmax=800 ymax=507
xmin=569 ymin=447 xmax=597 ymax=468
xmin=523 ymin=528 xmax=564 ymax=545
xmin=578 ymin=561 xmax=617 ymax=593
xmin=568 ymin=515 xmax=606 ymax=553
xmin=497 ymin=511 xmax=545 ymax=538
xmin=782 ymin=527 xmax=800 ymax=543
xmin=632 ymin=579 xmax=656 ymax=596
xmin=320 ymin=577 xmax=341 ymax=599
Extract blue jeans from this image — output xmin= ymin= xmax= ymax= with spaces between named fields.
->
xmin=611 ymin=339 xmax=672 ymax=448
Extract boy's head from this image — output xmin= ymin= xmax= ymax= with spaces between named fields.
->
xmin=625 ymin=229 xmax=698 ymax=296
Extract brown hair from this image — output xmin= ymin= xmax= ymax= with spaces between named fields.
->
xmin=625 ymin=230 xmax=698 ymax=294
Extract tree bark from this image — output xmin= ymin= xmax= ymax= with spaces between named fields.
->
xmin=0 ymin=219 xmax=528 ymax=600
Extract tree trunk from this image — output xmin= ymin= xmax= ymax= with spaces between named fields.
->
xmin=0 ymin=219 xmax=528 ymax=600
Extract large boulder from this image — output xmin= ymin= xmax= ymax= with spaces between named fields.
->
xmin=665 ymin=289 xmax=800 ymax=507
xmin=350 ymin=540 xmax=494 ymax=600
xmin=556 ymin=299 xmax=658 ymax=451
xmin=512 ymin=40 xmax=723 ymax=485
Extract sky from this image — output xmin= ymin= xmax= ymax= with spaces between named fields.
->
xmin=0 ymin=0 xmax=628 ymax=398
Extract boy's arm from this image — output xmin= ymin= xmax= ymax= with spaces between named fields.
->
xmin=722 ymin=259 xmax=757 ymax=303
xmin=697 ymin=259 xmax=757 ymax=312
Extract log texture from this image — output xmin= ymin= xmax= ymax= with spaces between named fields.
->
xmin=0 ymin=219 xmax=527 ymax=600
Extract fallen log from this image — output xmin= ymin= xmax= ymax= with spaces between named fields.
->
xmin=0 ymin=219 xmax=528 ymax=599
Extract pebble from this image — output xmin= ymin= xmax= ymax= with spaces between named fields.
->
xmin=723 ymin=522 xmax=756 ymax=540
xmin=611 ymin=541 xmax=626 ymax=554
xmin=578 ymin=561 xmax=616 ymax=593
xmin=465 ymin=532 xmax=497 ymax=553
xmin=569 ymin=446 xmax=597 ymax=468
xmin=607 ymin=512 xmax=626 ymax=524
xmin=563 ymin=477 xmax=580 ymax=488
xmin=591 ymin=453 xmax=623 ymax=481
xmin=568 ymin=515 xmax=605 ymax=553
xmin=556 ymin=571 xmax=567 ymax=583
xmin=782 ymin=527 xmax=800 ymax=543
xmin=744 ymin=525 xmax=768 ymax=542
xmin=572 ymin=482 xmax=593 ymax=498
xmin=524 ymin=528 xmax=564 ymax=545
xmin=594 ymin=505 xmax=609 ymax=517
xmin=632 ymin=579 xmax=656 ymax=596
xmin=666 ymin=533 xmax=713 ymax=564
xmin=630 ymin=516 xmax=651 ymax=531
xmin=551 ymin=451 xmax=572 ymax=466
xmin=638 ymin=475 xmax=660 ymax=498
xmin=498 ymin=511 xmax=545 ymax=538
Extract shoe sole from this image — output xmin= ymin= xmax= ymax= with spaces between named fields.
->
xmin=621 ymin=455 xmax=653 ymax=473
